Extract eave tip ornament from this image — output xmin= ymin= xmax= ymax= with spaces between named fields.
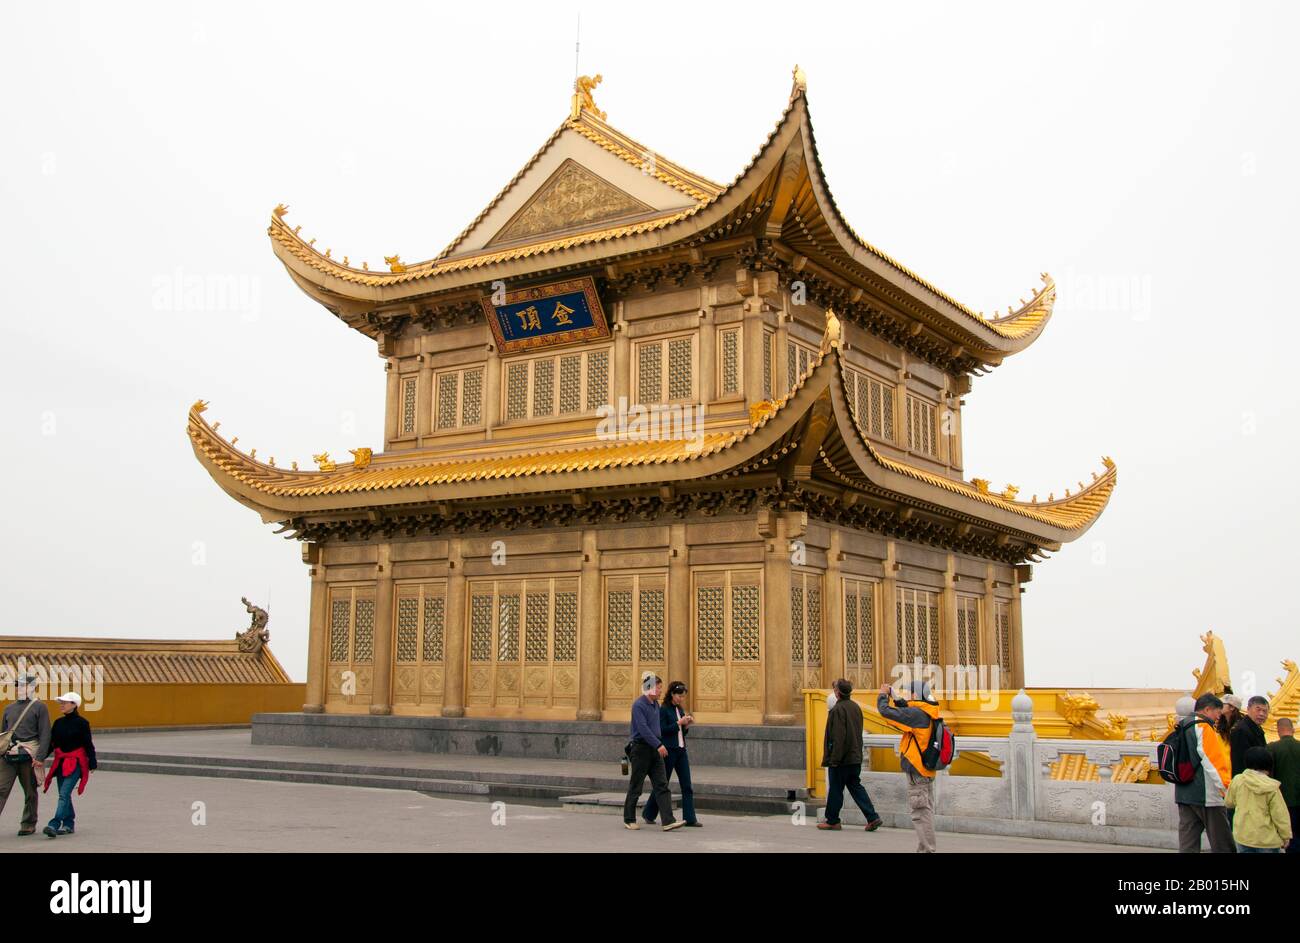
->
xmin=791 ymin=64 xmax=807 ymax=99
xmin=571 ymin=73 xmax=605 ymax=121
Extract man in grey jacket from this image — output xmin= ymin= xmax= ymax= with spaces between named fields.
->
xmin=1 ymin=673 xmax=52 ymax=836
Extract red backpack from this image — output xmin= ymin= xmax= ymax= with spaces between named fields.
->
xmin=1157 ymin=716 xmax=1208 ymax=785
xmin=918 ymin=716 xmax=956 ymax=772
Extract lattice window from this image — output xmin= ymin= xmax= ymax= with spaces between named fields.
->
xmin=400 ymin=375 xmax=418 ymax=436
xmin=353 ymin=599 xmax=375 ymax=663
xmin=396 ymin=596 xmax=420 ymax=663
xmin=461 ymin=367 xmax=482 ymax=426
xmin=525 ymin=591 xmax=550 ymax=663
xmin=329 ymin=599 xmax=350 ymax=662
xmin=423 ymin=594 xmax=444 ymax=662
xmin=637 ymin=335 xmax=695 ymax=404
xmin=849 ymin=369 xmax=895 ymax=441
xmin=606 ymin=589 xmax=633 ymax=663
xmin=791 ymin=583 xmax=804 ymax=665
xmin=532 ymin=359 xmax=554 ymax=417
xmin=587 ymin=349 xmax=609 ymax=412
xmin=791 ymin=572 xmax=822 ymax=672
xmin=995 ymin=600 xmax=1013 ymax=677
xmin=638 ymin=342 xmax=663 ymax=404
xmin=719 ymin=327 xmax=740 ymax=397
xmin=638 ymin=589 xmax=665 ymax=662
xmin=506 ymin=363 xmax=529 ymax=421
xmin=559 ymin=354 xmax=582 ymax=414
xmin=553 ymin=591 xmax=577 ymax=663
xmin=762 ymin=328 xmax=774 ymax=399
xmin=504 ymin=349 xmax=610 ymax=421
xmin=470 ymin=594 xmax=493 ymax=661
xmin=896 ymin=586 xmax=939 ymax=666
xmin=956 ymin=595 xmax=980 ymax=668
xmin=843 ymin=578 xmax=875 ymax=686
xmin=787 ymin=338 xmax=816 ymax=392
xmin=732 ymin=583 xmax=760 ymax=662
xmin=668 ymin=337 xmax=693 ymax=400
xmin=695 ymin=586 xmax=724 ymax=662
xmin=906 ymin=394 xmax=937 ymax=456
xmin=436 ymin=372 xmax=459 ymax=430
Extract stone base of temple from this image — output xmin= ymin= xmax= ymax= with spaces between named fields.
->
xmin=251 ymin=712 xmax=806 ymax=770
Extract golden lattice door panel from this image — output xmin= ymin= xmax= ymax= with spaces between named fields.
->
xmin=691 ymin=569 xmax=762 ymax=715
xmin=895 ymin=586 xmax=940 ymax=668
xmin=393 ymin=582 xmax=447 ymax=709
xmin=790 ymin=570 xmax=823 ymax=704
xmin=994 ymin=600 xmax=1013 ymax=680
xmin=843 ymin=578 xmax=876 ymax=690
xmin=467 ymin=577 xmax=578 ymax=711
xmin=326 ymin=585 xmax=376 ymax=708
xmin=956 ymin=595 xmax=980 ymax=671
xmin=602 ymin=573 xmax=667 ymax=711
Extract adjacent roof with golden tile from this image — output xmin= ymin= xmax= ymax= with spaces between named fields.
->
xmin=187 ymin=333 xmax=1115 ymax=547
xmin=0 ymin=636 xmax=292 ymax=685
xmin=267 ymin=74 xmax=1056 ymax=363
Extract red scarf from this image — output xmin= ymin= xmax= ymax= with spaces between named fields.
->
xmin=42 ymin=748 xmax=91 ymax=795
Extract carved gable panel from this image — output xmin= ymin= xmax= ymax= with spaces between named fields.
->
xmin=488 ymin=159 xmax=653 ymax=246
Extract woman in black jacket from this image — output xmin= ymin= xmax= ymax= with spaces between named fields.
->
xmin=641 ymin=681 xmax=701 ymax=827
xmin=42 ymin=692 xmax=97 ymax=837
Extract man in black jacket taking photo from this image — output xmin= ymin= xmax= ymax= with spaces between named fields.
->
xmin=817 ymin=679 xmax=884 ymax=832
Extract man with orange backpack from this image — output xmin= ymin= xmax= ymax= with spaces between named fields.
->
xmin=878 ymin=680 xmax=943 ymax=853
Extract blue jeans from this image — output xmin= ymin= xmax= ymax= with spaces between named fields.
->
xmin=824 ymin=764 xmax=879 ymax=825
xmin=643 ymin=747 xmax=696 ymax=824
xmin=47 ymin=766 xmax=80 ymax=831
xmin=1236 ymin=843 xmax=1281 ymax=853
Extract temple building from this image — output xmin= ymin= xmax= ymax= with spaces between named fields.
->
xmin=189 ymin=69 xmax=1116 ymax=726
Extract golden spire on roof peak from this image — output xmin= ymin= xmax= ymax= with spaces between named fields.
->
xmin=791 ymin=64 xmax=807 ymax=99
xmin=571 ymin=73 xmax=606 ymax=121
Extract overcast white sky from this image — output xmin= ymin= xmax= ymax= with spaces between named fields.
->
xmin=1 ymin=1 xmax=1295 ymax=694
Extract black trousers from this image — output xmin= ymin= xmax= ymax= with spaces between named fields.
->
xmin=824 ymin=763 xmax=879 ymax=825
xmin=624 ymin=741 xmax=675 ymax=826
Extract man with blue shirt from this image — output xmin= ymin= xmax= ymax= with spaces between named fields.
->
xmin=622 ymin=672 xmax=683 ymax=832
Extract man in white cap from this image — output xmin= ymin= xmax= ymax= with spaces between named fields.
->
xmin=0 ymin=672 xmax=52 ymax=836
xmin=621 ymin=671 xmax=683 ymax=832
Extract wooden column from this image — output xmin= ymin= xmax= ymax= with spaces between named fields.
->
xmin=879 ymin=540 xmax=899 ymax=687
xmin=1011 ymin=571 xmax=1027 ymax=689
xmin=441 ymin=538 xmax=466 ymax=717
xmin=823 ymin=528 xmax=844 ymax=686
xmin=613 ymin=301 xmax=630 ymax=407
xmin=761 ymin=509 xmax=795 ymax=725
xmin=577 ymin=529 xmax=603 ymax=720
xmin=303 ymin=543 xmax=327 ymax=712
xmin=369 ymin=543 xmax=394 ymax=716
xmin=981 ymin=563 xmax=998 ymax=690
xmin=941 ymin=553 xmax=959 ymax=682
xmin=416 ymin=353 xmax=434 ymax=443
xmin=384 ymin=360 xmax=399 ymax=450
xmin=668 ymin=523 xmax=690 ymax=690
xmin=483 ymin=343 xmax=501 ymax=441
xmin=698 ymin=288 xmax=716 ymax=406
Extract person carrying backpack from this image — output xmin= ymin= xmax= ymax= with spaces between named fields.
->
xmin=878 ymin=680 xmax=941 ymax=853
xmin=1172 ymin=693 xmax=1233 ymax=853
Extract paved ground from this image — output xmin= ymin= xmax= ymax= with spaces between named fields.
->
xmin=0 ymin=771 xmax=1162 ymax=853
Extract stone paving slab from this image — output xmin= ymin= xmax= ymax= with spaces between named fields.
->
xmin=0 ymin=771 xmax=1162 ymax=853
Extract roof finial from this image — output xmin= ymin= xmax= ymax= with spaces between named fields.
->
xmin=791 ymin=64 xmax=808 ymax=99
xmin=820 ymin=307 xmax=842 ymax=354
xmin=572 ymin=73 xmax=606 ymax=121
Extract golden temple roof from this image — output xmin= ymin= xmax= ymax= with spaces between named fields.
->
xmin=266 ymin=73 xmax=1055 ymax=361
xmin=0 ymin=636 xmax=292 ymax=685
xmin=187 ymin=334 xmax=1115 ymax=544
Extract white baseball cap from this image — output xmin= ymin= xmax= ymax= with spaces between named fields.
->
xmin=54 ymin=692 xmax=82 ymax=706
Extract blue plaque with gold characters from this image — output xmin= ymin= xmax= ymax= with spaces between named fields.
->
xmin=480 ymin=276 xmax=610 ymax=354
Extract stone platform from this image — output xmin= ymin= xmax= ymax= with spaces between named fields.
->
xmin=251 ymin=712 xmax=807 ymax=770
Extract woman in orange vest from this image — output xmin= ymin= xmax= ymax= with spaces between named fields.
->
xmin=877 ymin=681 xmax=940 ymax=853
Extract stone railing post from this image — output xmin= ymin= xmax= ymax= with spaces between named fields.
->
xmin=1008 ymin=689 xmax=1037 ymax=822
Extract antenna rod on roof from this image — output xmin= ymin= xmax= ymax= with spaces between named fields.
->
xmin=574 ymin=13 xmax=580 ymax=82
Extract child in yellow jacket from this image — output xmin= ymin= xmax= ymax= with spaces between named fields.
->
xmin=1226 ymin=746 xmax=1293 ymax=853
